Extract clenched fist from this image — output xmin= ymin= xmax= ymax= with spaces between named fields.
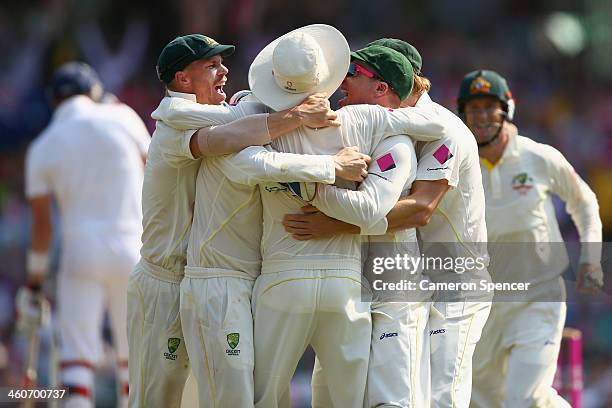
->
xmin=333 ymin=146 xmax=371 ymax=182
xmin=294 ymin=93 xmax=341 ymax=129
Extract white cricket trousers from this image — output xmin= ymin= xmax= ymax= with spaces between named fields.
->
xmin=127 ymin=259 xmax=190 ymax=408
xmin=367 ymin=301 xmax=431 ymax=408
xmin=58 ymin=232 xmax=139 ymax=407
xmin=253 ymin=262 xmax=371 ymax=408
xmin=429 ymin=300 xmax=491 ymax=408
xmin=311 ymin=301 xmax=430 ymax=408
xmin=470 ymin=302 xmax=570 ymax=408
xmin=179 ymin=269 xmax=255 ymax=408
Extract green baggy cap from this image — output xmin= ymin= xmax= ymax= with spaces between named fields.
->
xmin=368 ymin=38 xmax=422 ymax=74
xmin=351 ymin=45 xmax=414 ymax=101
xmin=156 ymin=34 xmax=235 ymax=84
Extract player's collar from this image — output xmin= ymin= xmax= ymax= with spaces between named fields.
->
xmin=480 ymin=128 xmax=519 ymax=170
xmin=52 ymin=95 xmax=94 ymax=122
xmin=415 ymin=92 xmax=433 ymax=108
xmin=501 ymin=131 xmax=520 ymax=159
xmin=167 ymin=90 xmax=197 ymax=102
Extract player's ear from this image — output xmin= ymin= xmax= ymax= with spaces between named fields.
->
xmin=174 ymin=70 xmax=190 ymax=88
xmin=376 ymin=81 xmax=390 ymax=97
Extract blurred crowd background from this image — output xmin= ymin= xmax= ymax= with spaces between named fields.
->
xmin=1 ymin=0 xmax=611 ymax=406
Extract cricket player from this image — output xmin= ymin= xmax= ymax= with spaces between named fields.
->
xmin=247 ymin=26 xmax=446 ymax=408
xmin=20 ymin=62 xmax=150 ymax=408
xmin=284 ymin=38 xmax=492 ymax=408
xmin=128 ymin=33 xmax=362 ymax=408
xmin=457 ymin=70 xmax=603 ymax=408
xmin=290 ymin=43 xmax=436 ymax=408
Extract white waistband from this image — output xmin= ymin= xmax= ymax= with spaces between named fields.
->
xmin=184 ymin=266 xmax=256 ymax=280
xmin=261 ymin=258 xmax=362 ymax=274
xmin=138 ymin=258 xmax=183 ymax=284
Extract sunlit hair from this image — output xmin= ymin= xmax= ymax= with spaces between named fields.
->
xmin=413 ymin=72 xmax=431 ymax=95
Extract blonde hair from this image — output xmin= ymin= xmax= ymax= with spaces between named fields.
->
xmin=413 ymin=72 xmax=431 ymax=95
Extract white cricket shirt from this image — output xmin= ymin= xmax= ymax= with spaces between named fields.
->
xmin=26 ymin=95 xmax=149 ymax=239
xmin=481 ymin=133 xmax=602 ymax=294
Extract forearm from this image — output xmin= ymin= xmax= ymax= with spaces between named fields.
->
xmin=386 ymin=197 xmax=431 ymax=232
xmin=314 ymin=184 xmax=388 ymax=230
xmin=161 ymin=99 xmax=266 ymax=130
xmin=572 ymin=197 xmax=603 ymax=264
xmin=562 ymin=176 xmax=602 ymax=263
xmin=31 ymin=222 xmax=52 ymax=252
xmin=386 ymin=179 xmax=449 ymax=232
xmin=331 ymin=219 xmax=360 ymax=235
xmin=195 ymin=113 xmax=271 ymax=156
xmin=570 ymin=187 xmax=602 ymax=244
xmin=194 ymin=106 xmax=312 ymax=156
xmin=225 ymin=146 xmax=335 ymax=186
xmin=28 ymin=199 xmax=53 ymax=286
xmin=384 ymin=106 xmax=445 ymax=141
xmin=266 ymin=106 xmax=305 ymax=140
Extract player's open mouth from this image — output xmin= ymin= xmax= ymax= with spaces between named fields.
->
xmin=215 ymin=85 xmax=225 ymax=96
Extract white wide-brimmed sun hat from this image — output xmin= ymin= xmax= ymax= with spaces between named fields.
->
xmin=248 ymin=24 xmax=350 ymax=111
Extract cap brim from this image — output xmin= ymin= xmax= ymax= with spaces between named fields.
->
xmin=248 ymin=24 xmax=350 ymax=111
xmin=203 ymin=44 xmax=236 ymax=59
xmin=351 ymin=50 xmax=373 ymax=67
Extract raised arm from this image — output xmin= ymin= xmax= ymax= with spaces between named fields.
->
xmin=154 ymin=93 xmax=340 ymax=158
xmin=152 ymin=97 xmax=268 ymax=130
xmin=380 ymin=105 xmax=446 ymax=142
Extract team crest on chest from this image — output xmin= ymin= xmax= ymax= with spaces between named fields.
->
xmin=511 ymin=172 xmax=534 ymax=194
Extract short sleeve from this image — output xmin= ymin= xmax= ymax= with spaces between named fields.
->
xmin=155 ymin=122 xmax=198 ymax=168
xmin=415 ymin=136 xmax=461 ymax=187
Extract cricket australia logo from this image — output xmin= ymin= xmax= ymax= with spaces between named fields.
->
xmin=203 ymin=36 xmax=219 ymax=47
xmin=470 ymin=77 xmax=492 ymax=94
xmin=226 ymin=333 xmax=241 ymax=356
xmin=164 ymin=337 xmax=181 ymax=361
xmin=512 ymin=172 xmax=534 ymax=195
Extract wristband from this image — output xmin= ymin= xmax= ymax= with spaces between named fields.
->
xmin=27 ymin=250 xmax=50 ymax=276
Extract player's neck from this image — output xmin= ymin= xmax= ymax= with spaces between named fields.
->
xmin=479 ymin=131 xmax=509 ymax=164
xmin=376 ymin=95 xmax=400 ymax=109
xmin=401 ymin=91 xmax=422 ymax=108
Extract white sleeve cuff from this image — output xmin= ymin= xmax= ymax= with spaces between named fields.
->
xmin=360 ymin=217 xmax=388 ymax=235
xmin=321 ymin=156 xmax=336 ymax=184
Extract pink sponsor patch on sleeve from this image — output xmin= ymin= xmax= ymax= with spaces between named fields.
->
xmin=376 ymin=152 xmax=396 ymax=172
xmin=433 ymin=144 xmax=453 ymax=165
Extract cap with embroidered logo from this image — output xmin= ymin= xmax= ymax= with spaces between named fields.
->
xmin=156 ymin=34 xmax=235 ymax=84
